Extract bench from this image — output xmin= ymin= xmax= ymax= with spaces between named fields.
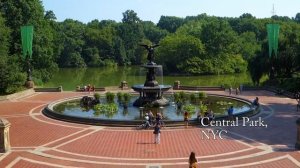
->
xmin=173 ymin=86 xmax=224 ymax=91
xmin=76 ymin=87 xmax=105 ymax=92
xmin=34 ymin=87 xmax=62 ymax=92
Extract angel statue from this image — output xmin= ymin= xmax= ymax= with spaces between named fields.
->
xmin=140 ymin=44 xmax=159 ymax=63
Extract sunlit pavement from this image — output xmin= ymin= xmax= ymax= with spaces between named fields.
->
xmin=0 ymin=90 xmax=299 ymax=168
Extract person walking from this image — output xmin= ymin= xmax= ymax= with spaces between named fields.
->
xmin=184 ymin=111 xmax=189 ymax=128
xmin=189 ymin=152 xmax=198 ymax=168
xmin=153 ymin=123 xmax=161 ymax=144
xmin=239 ymin=84 xmax=243 ymax=94
xmin=236 ymin=87 xmax=239 ymax=95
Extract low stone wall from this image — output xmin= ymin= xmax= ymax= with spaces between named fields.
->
xmin=173 ymin=86 xmax=225 ymax=91
xmin=76 ymin=87 xmax=106 ymax=92
xmin=242 ymin=86 xmax=297 ymax=99
xmin=0 ymin=89 xmax=35 ymax=101
xmin=34 ymin=86 xmax=63 ymax=92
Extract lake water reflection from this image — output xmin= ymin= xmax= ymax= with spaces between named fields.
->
xmin=44 ymin=66 xmax=253 ymax=91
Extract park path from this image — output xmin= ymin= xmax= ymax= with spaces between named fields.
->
xmin=0 ymin=90 xmax=299 ymax=168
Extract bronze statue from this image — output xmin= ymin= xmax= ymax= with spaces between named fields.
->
xmin=140 ymin=44 xmax=159 ymax=63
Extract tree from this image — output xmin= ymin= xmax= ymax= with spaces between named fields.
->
xmin=274 ymin=22 xmax=300 ymax=77
xmin=176 ymin=20 xmax=204 ymax=39
xmin=239 ymin=13 xmax=255 ymax=19
xmin=122 ymin=10 xmax=141 ymax=24
xmin=295 ymin=13 xmax=300 ymax=23
xmin=142 ymin=21 xmax=168 ymax=44
xmin=82 ymin=47 xmax=101 ymax=67
xmin=84 ymin=20 xmax=117 ymax=64
xmin=157 ymin=34 xmax=205 ymax=73
xmin=0 ymin=14 xmax=26 ymax=94
xmin=118 ymin=10 xmax=144 ymax=65
xmin=0 ymin=13 xmax=10 ymax=57
xmin=201 ymin=20 xmax=239 ymax=55
xmin=238 ymin=32 xmax=261 ymax=61
xmin=44 ymin=10 xmax=56 ymax=21
xmin=58 ymin=19 xmax=86 ymax=67
xmin=113 ymin=37 xmax=128 ymax=65
xmin=0 ymin=0 xmax=58 ymax=83
xmin=157 ymin=16 xmax=184 ymax=33
xmin=249 ymin=54 xmax=268 ymax=86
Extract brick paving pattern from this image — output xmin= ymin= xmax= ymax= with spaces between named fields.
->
xmin=0 ymin=91 xmax=299 ymax=167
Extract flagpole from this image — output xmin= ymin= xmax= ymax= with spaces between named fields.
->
xmin=21 ymin=26 xmax=34 ymax=88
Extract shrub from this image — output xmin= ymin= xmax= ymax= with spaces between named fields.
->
xmin=94 ymin=93 xmax=100 ymax=100
xmin=123 ymin=93 xmax=131 ymax=103
xmin=174 ymin=92 xmax=180 ymax=102
xmin=105 ymin=92 xmax=115 ymax=104
xmin=117 ymin=92 xmax=124 ymax=102
xmin=190 ymin=93 xmax=196 ymax=103
xmin=199 ymin=103 xmax=208 ymax=115
xmin=198 ymin=92 xmax=207 ymax=99
xmin=183 ymin=104 xmax=196 ymax=115
xmin=179 ymin=91 xmax=187 ymax=101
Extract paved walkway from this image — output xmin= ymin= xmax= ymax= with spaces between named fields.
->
xmin=0 ymin=90 xmax=299 ymax=168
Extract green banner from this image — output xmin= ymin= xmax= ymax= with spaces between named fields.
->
xmin=267 ymin=24 xmax=280 ymax=57
xmin=21 ymin=26 xmax=34 ymax=59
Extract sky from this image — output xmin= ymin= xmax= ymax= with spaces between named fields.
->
xmin=42 ymin=0 xmax=300 ymax=23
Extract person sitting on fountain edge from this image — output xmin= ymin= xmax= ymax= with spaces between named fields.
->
xmin=252 ymin=97 xmax=260 ymax=107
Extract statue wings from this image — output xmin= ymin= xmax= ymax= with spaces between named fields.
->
xmin=151 ymin=44 xmax=159 ymax=48
xmin=140 ymin=44 xmax=149 ymax=49
xmin=139 ymin=44 xmax=160 ymax=49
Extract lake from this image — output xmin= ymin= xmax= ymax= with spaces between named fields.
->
xmin=44 ymin=66 xmax=254 ymax=91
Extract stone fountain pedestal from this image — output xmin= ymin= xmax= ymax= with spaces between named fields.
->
xmin=295 ymin=118 xmax=300 ymax=149
xmin=132 ymin=62 xmax=171 ymax=107
xmin=0 ymin=118 xmax=11 ymax=153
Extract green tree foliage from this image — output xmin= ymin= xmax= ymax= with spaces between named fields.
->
xmin=118 ymin=10 xmax=144 ymax=64
xmin=0 ymin=57 xmax=26 ymax=94
xmin=1 ymin=0 xmax=300 ymax=93
xmin=157 ymin=34 xmax=205 ymax=73
xmin=157 ymin=16 xmax=184 ymax=33
xmin=176 ymin=20 xmax=204 ymax=39
xmin=0 ymin=14 xmax=9 ymax=57
xmin=83 ymin=19 xmax=118 ymax=66
xmin=248 ymin=41 xmax=270 ymax=86
xmin=58 ymin=19 xmax=86 ymax=68
xmin=238 ymin=32 xmax=261 ymax=61
xmin=0 ymin=0 xmax=58 ymax=84
xmin=157 ymin=19 xmax=248 ymax=75
xmin=201 ymin=19 xmax=239 ymax=55
xmin=294 ymin=13 xmax=300 ymax=23
xmin=142 ymin=21 xmax=168 ymax=44
xmin=274 ymin=22 xmax=300 ymax=77
xmin=0 ymin=14 xmax=25 ymax=94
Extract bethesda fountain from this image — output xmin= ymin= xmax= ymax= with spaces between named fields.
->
xmin=132 ymin=44 xmax=172 ymax=107
xmin=43 ymin=44 xmax=255 ymax=126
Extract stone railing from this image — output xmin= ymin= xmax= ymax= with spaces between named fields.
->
xmin=76 ymin=86 xmax=106 ymax=92
xmin=172 ymin=81 xmax=224 ymax=91
xmin=34 ymin=86 xmax=63 ymax=92
xmin=173 ymin=86 xmax=225 ymax=91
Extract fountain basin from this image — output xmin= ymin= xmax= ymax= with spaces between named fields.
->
xmin=42 ymin=94 xmax=258 ymax=127
xmin=131 ymin=84 xmax=172 ymax=107
xmin=132 ymin=85 xmax=172 ymax=92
